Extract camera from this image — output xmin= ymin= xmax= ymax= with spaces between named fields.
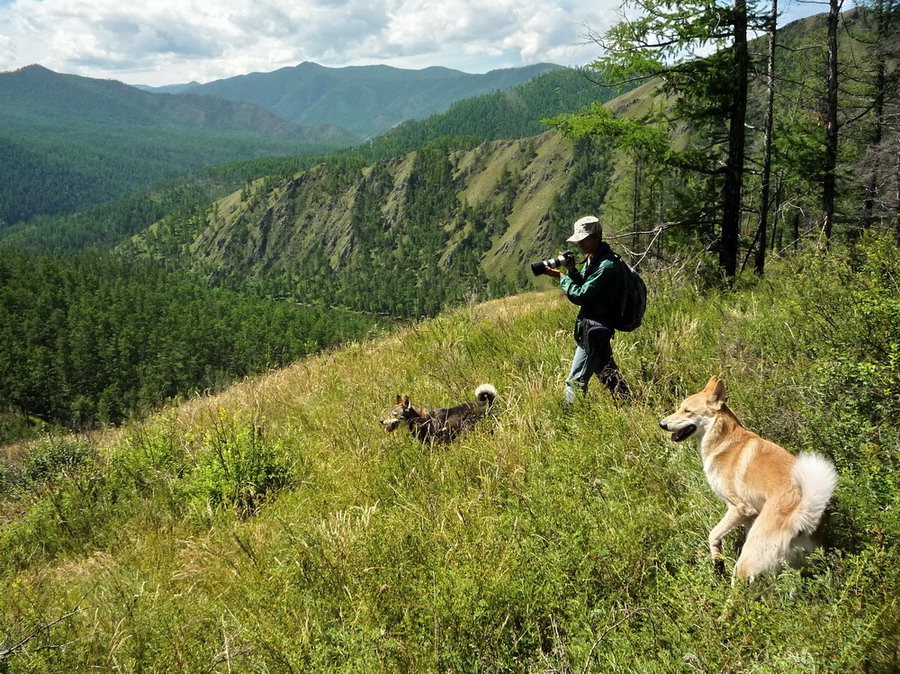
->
xmin=531 ymin=250 xmax=575 ymax=276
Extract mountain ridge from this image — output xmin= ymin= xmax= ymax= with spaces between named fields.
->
xmin=0 ymin=65 xmax=358 ymax=226
xmin=1 ymin=64 xmax=350 ymax=139
xmin=160 ymin=61 xmax=563 ymax=139
xmin=119 ymin=131 xmax=595 ymax=318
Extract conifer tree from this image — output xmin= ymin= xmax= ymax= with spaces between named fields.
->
xmin=554 ymin=0 xmax=762 ymax=280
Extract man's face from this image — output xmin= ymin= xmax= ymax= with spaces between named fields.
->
xmin=577 ymin=233 xmax=601 ymax=255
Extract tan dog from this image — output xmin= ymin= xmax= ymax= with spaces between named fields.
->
xmin=381 ymin=384 xmax=498 ymax=444
xmin=660 ymin=376 xmax=837 ymax=581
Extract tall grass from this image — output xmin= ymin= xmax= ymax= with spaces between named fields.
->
xmin=1 ymin=234 xmax=898 ymax=672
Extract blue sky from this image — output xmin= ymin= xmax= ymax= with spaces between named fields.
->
xmin=0 ymin=0 xmax=833 ymax=87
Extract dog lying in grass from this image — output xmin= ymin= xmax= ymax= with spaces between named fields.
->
xmin=381 ymin=384 xmax=498 ymax=444
xmin=660 ymin=376 xmax=837 ymax=582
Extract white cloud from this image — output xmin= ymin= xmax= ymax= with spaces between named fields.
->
xmin=0 ymin=0 xmax=828 ymax=86
xmin=0 ymin=0 xmax=618 ymax=85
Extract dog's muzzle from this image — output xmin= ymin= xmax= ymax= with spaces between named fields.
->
xmin=381 ymin=418 xmax=401 ymax=432
xmin=659 ymin=420 xmax=697 ymax=443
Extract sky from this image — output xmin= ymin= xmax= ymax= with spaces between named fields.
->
xmin=0 ymin=0 xmax=831 ymax=87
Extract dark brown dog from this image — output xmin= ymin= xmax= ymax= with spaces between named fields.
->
xmin=381 ymin=384 xmax=498 ymax=444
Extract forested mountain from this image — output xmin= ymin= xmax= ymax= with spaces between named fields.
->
xmin=1 ymin=67 xmax=617 ymax=256
xmin=363 ymin=67 xmax=631 ymax=159
xmin=120 ymin=133 xmax=610 ymax=318
xmin=157 ymin=61 xmax=562 ymax=139
xmin=0 ymin=156 xmax=331 ymax=253
xmin=0 ymin=65 xmax=357 ymax=226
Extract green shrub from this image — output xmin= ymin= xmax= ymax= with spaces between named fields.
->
xmin=770 ymin=236 xmax=899 ymax=550
xmin=21 ymin=436 xmax=94 ymax=485
xmin=0 ymin=411 xmax=45 ymax=447
xmin=0 ymin=436 xmax=130 ymax=572
xmin=187 ymin=410 xmax=293 ymax=518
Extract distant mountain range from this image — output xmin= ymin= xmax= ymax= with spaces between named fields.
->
xmin=141 ymin=61 xmax=563 ymax=140
xmin=2 ymin=65 xmax=618 ymax=254
xmin=1 ymin=65 xmax=343 ymax=139
xmin=0 ymin=62 xmax=563 ymax=226
xmin=0 ymin=65 xmax=357 ymax=225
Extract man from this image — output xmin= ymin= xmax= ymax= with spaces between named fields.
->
xmin=542 ymin=215 xmax=631 ymax=403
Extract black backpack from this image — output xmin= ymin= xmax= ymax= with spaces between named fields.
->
xmin=602 ymin=252 xmax=647 ymax=332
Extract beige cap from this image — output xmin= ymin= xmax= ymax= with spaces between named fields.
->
xmin=566 ymin=215 xmax=600 ymax=242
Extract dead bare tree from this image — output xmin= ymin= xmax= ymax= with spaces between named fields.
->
xmin=0 ymin=607 xmax=84 ymax=665
xmin=821 ymin=0 xmax=843 ymax=242
xmin=755 ymin=0 xmax=779 ymax=274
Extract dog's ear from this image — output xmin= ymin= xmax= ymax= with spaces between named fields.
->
xmin=396 ymin=394 xmax=403 ymax=405
xmin=401 ymin=395 xmax=410 ymax=408
xmin=706 ymin=377 xmax=726 ymax=407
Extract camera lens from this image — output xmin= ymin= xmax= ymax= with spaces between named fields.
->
xmin=530 ymin=251 xmax=573 ymax=276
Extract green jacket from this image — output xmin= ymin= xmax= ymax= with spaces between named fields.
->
xmin=559 ymin=242 xmax=625 ymax=337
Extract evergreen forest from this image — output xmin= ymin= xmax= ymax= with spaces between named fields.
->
xmin=0 ymin=249 xmax=381 ymax=443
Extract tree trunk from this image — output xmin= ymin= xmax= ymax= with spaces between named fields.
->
xmin=771 ymin=178 xmax=784 ymax=252
xmin=632 ymin=154 xmax=642 ymax=256
xmin=821 ymin=0 xmax=842 ymax=242
xmin=895 ymin=138 xmax=900 ymax=243
xmin=864 ymin=0 xmax=888 ymax=228
xmin=755 ymin=0 xmax=778 ymax=274
xmin=721 ymin=0 xmax=749 ymax=280
xmin=793 ymin=208 xmax=800 ymax=248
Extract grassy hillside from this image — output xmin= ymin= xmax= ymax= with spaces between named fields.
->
xmin=120 ymin=133 xmax=605 ymax=318
xmin=0 ymin=66 xmax=357 ymax=226
xmin=2 ymin=234 xmax=898 ymax=671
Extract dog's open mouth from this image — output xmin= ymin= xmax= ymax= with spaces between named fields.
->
xmin=382 ymin=419 xmax=400 ymax=432
xmin=671 ymin=424 xmax=697 ymax=442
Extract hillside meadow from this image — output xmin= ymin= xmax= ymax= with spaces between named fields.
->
xmin=1 ymin=234 xmax=898 ymax=672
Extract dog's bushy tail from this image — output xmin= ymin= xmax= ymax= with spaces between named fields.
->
xmin=736 ymin=452 xmax=837 ymax=581
xmin=475 ymin=384 xmax=498 ymax=410
xmin=791 ymin=452 xmax=838 ymax=533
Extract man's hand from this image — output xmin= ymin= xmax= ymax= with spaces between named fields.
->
xmin=543 ymin=267 xmax=563 ymax=279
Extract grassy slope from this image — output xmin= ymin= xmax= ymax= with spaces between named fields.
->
xmin=127 ymin=132 xmax=577 ymax=289
xmin=460 ymin=133 xmax=575 ymax=280
xmin=1 ymin=238 xmax=899 ymax=671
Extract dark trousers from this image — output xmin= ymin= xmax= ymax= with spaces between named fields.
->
xmin=565 ymin=322 xmax=631 ymax=402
